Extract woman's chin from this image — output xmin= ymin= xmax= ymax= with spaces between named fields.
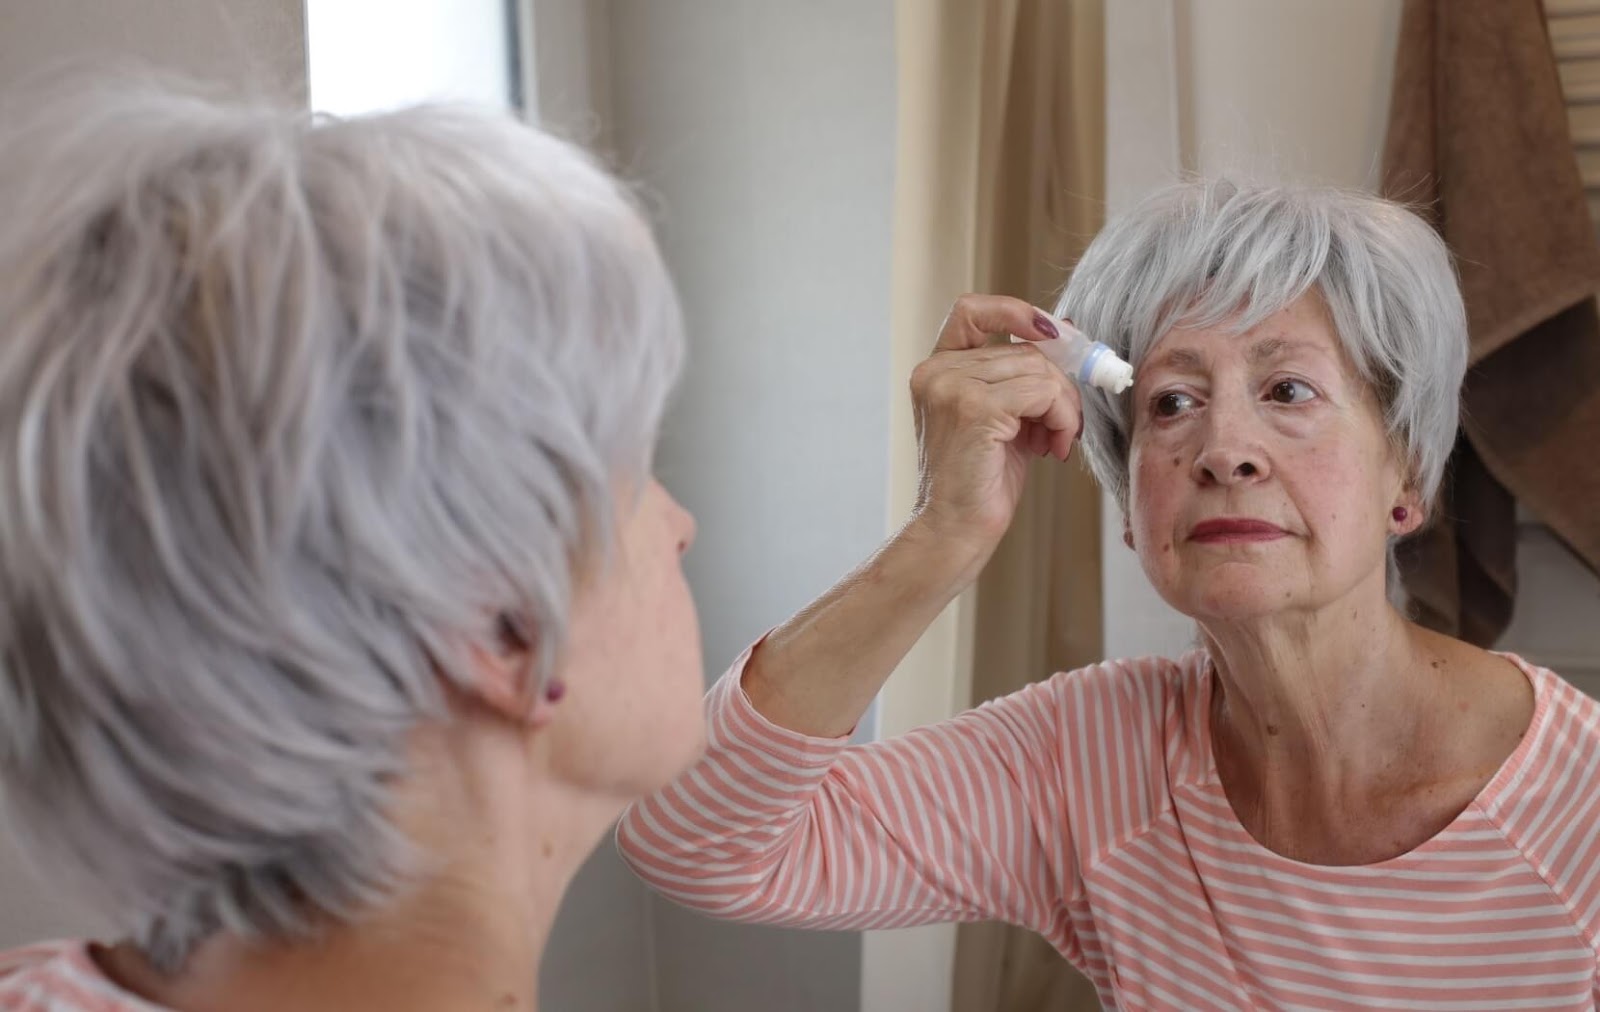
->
xmin=1162 ymin=564 xmax=1307 ymax=622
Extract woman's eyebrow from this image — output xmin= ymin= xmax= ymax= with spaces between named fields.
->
xmin=1143 ymin=346 xmax=1207 ymax=374
xmin=1143 ymin=337 xmax=1331 ymax=377
xmin=1249 ymin=336 xmax=1329 ymax=365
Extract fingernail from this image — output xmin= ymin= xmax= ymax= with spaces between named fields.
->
xmin=1032 ymin=312 xmax=1059 ymax=340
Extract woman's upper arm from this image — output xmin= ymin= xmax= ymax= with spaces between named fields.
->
xmin=812 ymin=677 xmax=1080 ymax=931
xmin=618 ymin=652 xmax=1138 ymax=937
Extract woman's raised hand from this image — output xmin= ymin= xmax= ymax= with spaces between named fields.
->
xmin=908 ymin=294 xmax=1083 ymax=564
xmin=735 ymin=294 xmax=1082 ymax=737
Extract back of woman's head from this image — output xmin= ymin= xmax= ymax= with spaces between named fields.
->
xmin=0 ymin=73 xmax=683 ymax=968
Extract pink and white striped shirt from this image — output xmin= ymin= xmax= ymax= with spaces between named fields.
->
xmin=617 ymin=648 xmax=1600 ymax=1010
xmin=0 ymin=943 xmax=156 ymax=1011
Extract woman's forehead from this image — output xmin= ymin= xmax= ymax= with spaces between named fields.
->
xmin=1140 ymin=296 xmax=1346 ymax=375
xmin=1142 ymin=333 xmax=1341 ymax=374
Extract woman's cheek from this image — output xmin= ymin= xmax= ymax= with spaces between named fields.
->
xmin=1128 ymin=446 xmax=1186 ymax=548
xmin=1131 ymin=432 xmax=1189 ymax=488
xmin=1287 ymin=442 xmax=1379 ymax=544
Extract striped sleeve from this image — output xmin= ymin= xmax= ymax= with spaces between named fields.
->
xmin=615 ymin=646 xmax=1178 ymax=944
xmin=1488 ymin=672 xmax=1600 ymax=986
xmin=0 ymin=942 xmax=141 ymax=1011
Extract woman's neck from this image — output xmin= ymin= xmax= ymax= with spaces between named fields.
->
xmin=1199 ymin=573 xmax=1534 ymax=864
xmin=1206 ymin=591 xmax=1418 ymax=756
xmin=103 ymin=718 xmax=618 ymax=1012
xmin=116 ymin=874 xmax=561 ymax=1012
xmin=1200 ymin=573 xmax=1438 ymax=807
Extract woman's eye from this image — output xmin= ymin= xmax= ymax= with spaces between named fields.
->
xmin=1154 ymin=391 xmax=1195 ymax=418
xmin=1269 ymin=379 xmax=1316 ymax=404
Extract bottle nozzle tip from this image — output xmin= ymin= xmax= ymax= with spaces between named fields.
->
xmin=1091 ymin=355 xmax=1135 ymax=395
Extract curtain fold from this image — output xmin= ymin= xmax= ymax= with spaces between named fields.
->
xmin=891 ymin=0 xmax=1106 ymax=1007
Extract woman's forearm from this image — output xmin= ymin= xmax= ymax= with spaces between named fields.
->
xmin=739 ymin=294 xmax=1078 ymax=739
xmin=740 ymin=518 xmax=987 ymax=738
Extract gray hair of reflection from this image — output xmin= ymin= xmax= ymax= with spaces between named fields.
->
xmin=0 ymin=74 xmax=684 ymax=969
xmin=1060 ymin=179 xmax=1467 ymax=521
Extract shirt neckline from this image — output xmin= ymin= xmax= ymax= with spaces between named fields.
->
xmin=1189 ymin=649 xmax=1552 ymax=872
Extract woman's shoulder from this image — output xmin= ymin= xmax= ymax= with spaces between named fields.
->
xmin=1009 ymin=650 xmax=1213 ymax=773
xmin=0 ymin=939 xmax=71 ymax=983
xmin=0 ymin=940 xmax=155 ymax=1011
xmin=977 ymin=652 xmax=1214 ymax=852
xmin=1477 ymin=653 xmax=1600 ymax=826
xmin=1496 ymin=652 xmax=1600 ymax=737
xmin=1480 ymin=655 xmax=1600 ymax=941
xmin=964 ymin=651 xmax=1208 ymax=748
xmin=1035 ymin=650 xmax=1210 ymax=713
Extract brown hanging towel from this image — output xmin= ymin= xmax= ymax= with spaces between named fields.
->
xmin=1382 ymin=0 xmax=1600 ymax=644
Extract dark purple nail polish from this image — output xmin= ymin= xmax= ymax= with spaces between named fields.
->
xmin=1033 ymin=312 xmax=1060 ymax=340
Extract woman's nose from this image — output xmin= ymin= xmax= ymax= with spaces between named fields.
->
xmin=1191 ymin=404 xmax=1270 ymax=487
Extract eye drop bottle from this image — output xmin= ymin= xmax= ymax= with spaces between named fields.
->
xmin=1013 ymin=310 xmax=1134 ymax=394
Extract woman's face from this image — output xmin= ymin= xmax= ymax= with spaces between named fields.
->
xmin=1126 ymin=293 xmax=1414 ymax=623
xmin=546 ymin=478 xmax=705 ymax=799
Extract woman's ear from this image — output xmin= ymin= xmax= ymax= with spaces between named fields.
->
xmin=469 ymin=613 xmax=559 ymax=728
xmin=1390 ymin=492 xmax=1426 ymax=537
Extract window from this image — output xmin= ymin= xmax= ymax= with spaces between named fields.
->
xmin=306 ymin=0 xmax=519 ymax=116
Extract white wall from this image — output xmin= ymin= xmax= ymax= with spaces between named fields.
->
xmin=1176 ymin=0 xmax=1402 ymax=187
xmin=1500 ymin=515 xmax=1600 ymax=697
xmin=0 ymin=0 xmax=309 ymax=948
xmin=523 ymin=0 xmax=614 ymax=153
xmin=605 ymin=1 xmax=897 ymax=1009
xmin=0 ymin=0 xmax=307 ymax=97
xmin=1107 ymin=0 xmax=1405 ymax=205
xmin=541 ymin=845 xmax=658 ymax=1012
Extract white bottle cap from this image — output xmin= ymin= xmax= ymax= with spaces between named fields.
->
xmin=1089 ymin=353 xmax=1135 ymax=394
xmin=1076 ymin=341 xmax=1135 ymax=394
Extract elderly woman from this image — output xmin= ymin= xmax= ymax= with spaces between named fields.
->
xmin=620 ymin=181 xmax=1600 ymax=1009
xmin=0 ymin=79 xmax=703 ymax=1011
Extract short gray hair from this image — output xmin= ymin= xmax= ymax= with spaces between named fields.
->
xmin=0 ymin=75 xmax=683 ymax=967
xmin=1060 ymin=179 xmax=1467 ymax=516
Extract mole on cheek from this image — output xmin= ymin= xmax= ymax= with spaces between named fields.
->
xmin=1171 ymin=456 xmax=1182 ymax=468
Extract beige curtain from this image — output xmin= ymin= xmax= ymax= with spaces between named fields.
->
xmin=892 ymin=0 xmax=1106 ymax=1009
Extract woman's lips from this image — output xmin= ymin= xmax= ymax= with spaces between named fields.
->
xmin=1187 ymin=518 xmax=1290 ymax=544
